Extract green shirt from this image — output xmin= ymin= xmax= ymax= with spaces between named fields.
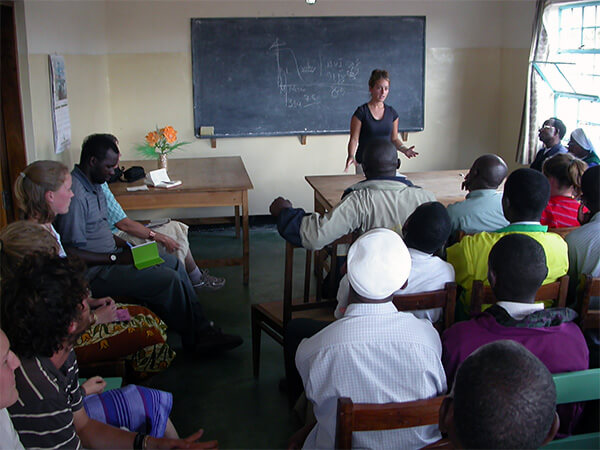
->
xmin=447 ymin=223 xmax=569 ymax=315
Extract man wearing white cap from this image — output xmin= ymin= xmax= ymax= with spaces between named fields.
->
xmin=291 ymin=228 xmax=447 ymax=450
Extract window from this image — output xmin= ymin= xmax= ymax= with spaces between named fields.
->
xmin=534 ymin=2 xmax=600 ymax=145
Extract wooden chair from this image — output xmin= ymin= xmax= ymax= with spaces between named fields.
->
xmin=250 ymin=236 xmax=352 ymax=378
xmin=542 ymin=368 xmax=600 ymax=449
xmin=392 ymin=282 xmax=457 ymax=333
xmin=470 ymin=275 xmax=569 ymax=316
xmin=548 ymin=226 xmax=579 ymax=239
xmin=580 ymin=275 xmax=600 ymax=331
xmin=335 ymin=396 xmax=447 ymax=449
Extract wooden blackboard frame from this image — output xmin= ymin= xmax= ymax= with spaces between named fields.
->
xmin=191 ymin=16 xmax=425 ymax=139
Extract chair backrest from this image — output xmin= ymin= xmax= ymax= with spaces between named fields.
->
xmin=470 ymin=275 xmax=569 ymax=316
xmin=548 ymin=226 xmax=578 ymax=239
xmin=282 ymin=233 xmax=354 ymax=325
xmin=335 ymin=396 xmax=445 ymax=449
xmin=542 ymin=369 xmax=600 ymax=449
xmin=580 ymin=275 xmax=600 ymax=330
xmin=392 ymin=282 xmax=457 ymax=331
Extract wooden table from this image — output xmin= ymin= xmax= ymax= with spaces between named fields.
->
xmin=305 ymin=169 xmax=470 ymax=213
xmin=110 ymin=156 xmax=253 ymax=284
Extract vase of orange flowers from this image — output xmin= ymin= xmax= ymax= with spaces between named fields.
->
xmin=136 ymin=126 xmax=189 ymax=170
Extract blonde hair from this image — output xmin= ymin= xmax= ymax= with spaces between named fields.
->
xmin=0 ymin=221 xmax=60 ymax=280
xmin=542 ymin=153 xmax=588 ymax=195
xmin=14 ymin=160 xmax=69 ymax=223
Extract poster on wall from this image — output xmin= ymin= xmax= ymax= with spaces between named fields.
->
xmin=49 ymin=55 xmax=71 ymax=154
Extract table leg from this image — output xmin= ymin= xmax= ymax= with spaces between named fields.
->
xmin=242 ymin=190 xmax=249 ymax=285
xmin=235 ymin=205 xmax=241 ymax=238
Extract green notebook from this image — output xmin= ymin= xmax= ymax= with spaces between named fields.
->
xmin=130 ymin=241 xmax=165 ymax=270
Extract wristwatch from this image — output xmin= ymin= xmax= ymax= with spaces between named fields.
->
xmin=109 ymin=254 xmax=117 ymax=263
xmin=148 ymin=230 xmax=156 ymax=240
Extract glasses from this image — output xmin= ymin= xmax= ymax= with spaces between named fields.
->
xmin=539 ymin=125 xmax=555 ymax=131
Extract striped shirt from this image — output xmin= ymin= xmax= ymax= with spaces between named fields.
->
xmin=8 ymin=351 xmax=82 ymax=449
xmin=541 ymin=196 xmax=584 ymax=228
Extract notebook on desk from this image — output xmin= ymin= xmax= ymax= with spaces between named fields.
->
xmin=130 ymin=241 xmax=164 ymax=270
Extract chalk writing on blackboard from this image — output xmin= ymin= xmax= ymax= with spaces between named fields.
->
xmin=270 ymin=38 xmax=361 ymax=110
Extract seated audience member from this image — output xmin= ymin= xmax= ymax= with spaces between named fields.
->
xmin=2 ymin=253 xmax=217 ymax=449
xmin=541 ymin=153 xmax=588 ymax=228
xmin=568 ymin=128 xmax=600 ymax=167
xmin=447 ymin=168 xmax=569 ymax=317
xmin=446 ymin=154 xmax=509 ymax=238
xmin=439 ymin=340 xmax=559 ymax=449
xmin=270 ymin=138 xmax=435 ymax=250
xmin=53 ymin=134 xmax=241 ymax=355
xmin=531 ymin=117 xmax=568 ymax=171
xmin=0 ymin=329 xmax=24 ymax=449
xmin=565 ymin=165 xmax=600 ymax=368
xmin=443 ymin=234 xmax=588 ymax=436
xmin=99 ymin=134 xmax=224 ymax=290
xmin=13 ymin=162 xmax=175 ymax=375
xmin=335 ymin=201 xmax=455 ymax=322
xmin=291 ymin=229 xmax=446 ymax=449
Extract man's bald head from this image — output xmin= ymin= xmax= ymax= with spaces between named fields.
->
xmin=361 ymin=139 xmax=399 ymax=178
xmin=463 ymin=154 xmax=508 ymax=191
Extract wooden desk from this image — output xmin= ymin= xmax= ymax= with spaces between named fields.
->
xmin=110 ymin=157 xmax=253 ymax=284
xmin=305 ymin=170 xmax=469 ymax=214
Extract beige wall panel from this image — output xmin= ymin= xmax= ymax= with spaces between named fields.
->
xmin=499 ymin=48 xmax=530 ymax=171
xmin=27 ymin=54 xmax=111 ymax=168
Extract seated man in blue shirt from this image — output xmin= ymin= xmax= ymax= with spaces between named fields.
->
xmin=446 ymin=153 xmax=508 ymax=240
xmin=54 ymin=134 xmax=241 ymax=356
xmin=530 ymin=117 xmax=568 ymax=171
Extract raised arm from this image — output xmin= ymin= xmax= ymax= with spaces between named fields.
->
xmin=390 ymin=118 xmax=418 ymax=158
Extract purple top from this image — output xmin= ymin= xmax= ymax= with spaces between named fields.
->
xmin=442 ymin=312 xmax=589 ymax=436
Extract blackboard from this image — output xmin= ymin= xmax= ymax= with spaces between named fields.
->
xmin=191 ymin=16 xmax=425 ymax=138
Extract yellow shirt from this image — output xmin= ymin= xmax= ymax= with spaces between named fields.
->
xmin=446 ymin=224 xmax=569 ymax=315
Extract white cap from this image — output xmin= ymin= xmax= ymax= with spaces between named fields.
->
xmin=347 ymin=228 xmax=411 ymax=300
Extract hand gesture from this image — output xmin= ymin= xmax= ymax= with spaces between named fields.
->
xmin=402 ymin=146 xmax=418 ymax=158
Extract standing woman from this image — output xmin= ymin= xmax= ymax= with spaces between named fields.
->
xmin=13 ymin=160 xmax=175 ymax=378
xmin=345 ymin=69 xmax=418 ymax=172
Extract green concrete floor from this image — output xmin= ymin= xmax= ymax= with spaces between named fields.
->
xmin=145 ymin=225 xmax=310 ymax=449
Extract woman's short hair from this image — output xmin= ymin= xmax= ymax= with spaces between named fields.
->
xmin=0 ymin=221 xmax=60 ymax=280
xmin=14 ymin=160 xmax=69 ymax=223
xmin=368 ymin=69 xmax=390 ymax=88
xmin=543 ymin=153 xmax=588 ymax=195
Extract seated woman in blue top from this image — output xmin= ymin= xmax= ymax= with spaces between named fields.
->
xmin=345 ymin=69 xmax=418 ymax=173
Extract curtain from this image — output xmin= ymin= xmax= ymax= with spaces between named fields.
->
xmin=516 ymin=0 xmax=580 ymax=164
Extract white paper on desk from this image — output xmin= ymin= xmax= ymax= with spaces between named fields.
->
xmin=127 ymin=185 xmax=149 ymax=192
xmin=145 ymin=168 xmax=182 ymax=188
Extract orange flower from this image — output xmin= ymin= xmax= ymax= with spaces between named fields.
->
xmin=146 ymin=131 xmax=159 ymax=146
xmin=161 ymin=126 xmax=177 ymax=144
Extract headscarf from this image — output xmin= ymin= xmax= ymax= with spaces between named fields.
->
xmin=571 ymin=128 xmax=595 ymax=153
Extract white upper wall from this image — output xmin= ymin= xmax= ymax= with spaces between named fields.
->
xmin=24 ymin=0 xmax=535 ymax=55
